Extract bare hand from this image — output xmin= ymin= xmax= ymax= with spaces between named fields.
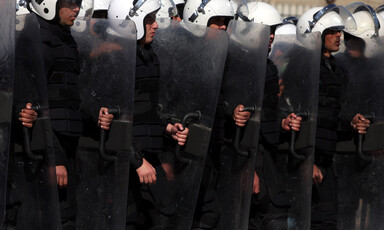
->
xmin=136 ymin=158 xmax=157 ymax=185
xmin=253 ymin=171 xmax=260 ymax=194
xmin=167 ymin=123 xmax=189 ymax=146
xmin=351 ymin=113 xmax=370 ymax=134
xmin=19 ymin=103 xmax=38 ymax=128
xmin=56 ymin=165 xmax=68 ymax=188
xmin=313 ymin=164 xmax=323 ymax=184
xmin=233 ymin=104 xmax=251 ymax=127
xmin=281 ymin=113 xmax=302 ymax=131
xmin=98 ymin=107 xmax=114 ymax=130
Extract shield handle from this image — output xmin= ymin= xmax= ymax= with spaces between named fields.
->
xmin=289 ymin=111 xmax=309 ymax=161
xmin=23 ymin=104 xmax=44 ymax=161
xmin=175 ymin=111 xmax=201 ymax=166
xmin=99 ymin=106 xmax=120 ymax=162
xmin=234 ymin=106 xmax=255 ymax=157
xmin=356 ymin=113 xmax=375 ymax=163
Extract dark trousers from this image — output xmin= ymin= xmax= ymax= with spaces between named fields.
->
xmin=249 ymin=145 xmax=290 ymax=230
xmin=54 ymin=133 xmax=79 ymax=229
xmin=192 ymin=147 xmax=220 ymax=230
xmin=311 ymin=150 xmax=337 ymax=230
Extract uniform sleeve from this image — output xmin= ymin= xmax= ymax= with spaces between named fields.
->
xmin=130 ymin=141 xmax=144 ymax=169
xmin=52 ymin=131 xmax=69 ymax=168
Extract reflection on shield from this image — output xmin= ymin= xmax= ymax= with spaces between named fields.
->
xmin=153 ymin=20 xmax=228 ymax=229
xmin=73 ymin=18 xmax=136 ymax=229
xmin=271 ymin=32 xmax=322 ymax=230
xmin=216 ymin=20 xmax=269 ymax=230
xmin=335 ymin=36 xmax=384 ymax=230
xmin=0 ymin=0 xmax=15 ymax=225
xmin=6 ymin=13 xmax=61 ymax=229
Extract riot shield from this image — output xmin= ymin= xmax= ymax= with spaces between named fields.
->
xmin=0 ymin=0 xmax=15 ymax=225
xmin=334 ymin=36 xmax=384 ymax=230
xmin=5 ymin=13 xmax=61 ymax=229
xmin=215 ymin=20 xmax=269 ymax=230
xmin=270 ymin=32 xmax=322 ymax=230
xmin=72 ymin=18 xmax=136 ymax=230
xmin=153 ymin=20 xmax=228 ymax=229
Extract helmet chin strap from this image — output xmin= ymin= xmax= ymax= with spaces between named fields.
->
xmin=188 ymin=0 xmax=210 ymax=22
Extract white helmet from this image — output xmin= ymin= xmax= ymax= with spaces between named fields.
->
xmin=157 ymin=0 xmax=177 ymax=19
xmin=28 ymin=0 xmax=82 ymax=21
xmin=275 ymin=17 xmax=298 ymax=35
xmin=297 ymin=4 xmax=357 ymax=34
xmin=230 ymin=0 xmax=237 ymax=15
xmin=16 ymin=0 xmax=31 ymax=15
xmin=346 ymin=2 xmax=382 ymax=38
xmin=247 ymin=1 xmax=282 ymax=26
xmin=377 ymin=5 xmax=384 ymax=18
xmin=376 ymin=5 xmax=384 ymax=37
xmin=72 ymin=0 xmax=94 ymax=32
xmin=377 ymin=4 xmax=384 ymax=15
xmin=231 ymin=0 xmax=250 ymax=21
xmin=173 ymin=0 xmax=184 ymax=6
xmin=183 ymin=0 xmax=234 ymax=27
xmin=94 ymin=0 xmax=111 ymax=10
xmin=27 ymin=0 xmax=59 ymax=20
xmin=108 ymin=0 xmax=161 ymax=40
xmin=275 ymin=23 xmax=296 ymax=35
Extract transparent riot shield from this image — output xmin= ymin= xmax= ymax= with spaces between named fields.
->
xmin=335 ymin=36 xmax=384 ymax=230
xmin=216 ymin=20 xmax=269 ymax=230
xmin=153 ymin=20 xmax=228 ymax=229
xmin=5 ymin=13 xmax=61 ymax=229
xmin=72 ymin=18 xmax=136 ymax=230
xmin=0 ymin=0 xmax=15 ymax=225
xmin=270 ymin=32 xmax=322 ymax=230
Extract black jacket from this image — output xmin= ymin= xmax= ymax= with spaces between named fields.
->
xmin=131 ymin=44 xmax=165 ymax=169
xmin=38 ymin=16 xmax=83 ymax=137
xmin=315 ymin=54 xmax=348 ymax=152
xmin=259 ymin=59 xmax=281 ymax=148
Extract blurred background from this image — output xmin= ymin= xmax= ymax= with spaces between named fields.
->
xmin=265 ymin=0 xmax=382 ymax=18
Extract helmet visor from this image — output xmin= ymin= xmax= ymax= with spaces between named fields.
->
xmin=159 ymin=0 xmax=178 ymax=17
xmin=311 ymin=4 xmax=356 ymax=33
xmin=347 ymin=2 xmax=380 ymax=37
xmin=232 ymin=0 xmax=250 ymax=21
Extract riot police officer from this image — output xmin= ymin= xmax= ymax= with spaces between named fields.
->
xmin=334 ymin=3 xmax=384 ymax=229
xmin=22 ymin=0 xmax=83 ymax=228
xmin=183 ymin=0 xmax=234 ymax=228
xmin=297 ymin=5 xmax=370 ymax=229
xmin=234 ymin=2 xmax=303 ymax=229
xmin=108 ymin=0 xmax=189 ymax=228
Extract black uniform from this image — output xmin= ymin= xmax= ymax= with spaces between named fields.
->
xmin=311 ymin=54 xmax=348 ymax=230
xmin=38 ymin=16 xmax=83 ymax=229
xmin=249 ymin=58 xmax=290 ymax=229
xmin=127 ymin=44 xmax=175 ymax=229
